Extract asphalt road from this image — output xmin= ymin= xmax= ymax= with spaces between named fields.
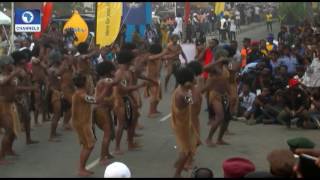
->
xmin=1 ymin=22 xmax=319 ymax=178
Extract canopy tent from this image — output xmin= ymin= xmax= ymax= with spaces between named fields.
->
xmin=0 ymin=11 xmax=11 ymax=25
xmin=0 ymin=11 xmax=11 ymax=55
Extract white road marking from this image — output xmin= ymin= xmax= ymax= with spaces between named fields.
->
xmin=86 ymin=158 xmax=100 ymax=170
xmin=159 ymin=114 xmax=171 ymax=122
xmin=86 ymin=114 xmax=171 ymax=170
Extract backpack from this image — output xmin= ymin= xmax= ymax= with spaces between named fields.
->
xmin=223 ymin=20 xmax=228 ymax=29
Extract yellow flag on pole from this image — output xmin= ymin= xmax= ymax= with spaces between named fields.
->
xmin=96 ymin=2 xmax=122 ymax=48
xmin=215 ymin=2 xmax=225 ymax=15
xmin=63 ymin=10 xmax=89 ymax=46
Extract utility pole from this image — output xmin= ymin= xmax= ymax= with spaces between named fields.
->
xmin=10 ymin=2 xmax=14 ymax=53
xmin=174 ymin=2 xmax=177 ymax=17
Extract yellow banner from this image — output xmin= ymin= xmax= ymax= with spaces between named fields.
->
xmin=312 ymin=2 xmax=318 ymax=10
xmin=215 ymin=2 xmax=225 ymax=15
xmin=96 ymin=2 xmax=122 ymax=48
xmin=63 ymin=10 xmax=89 ymax=45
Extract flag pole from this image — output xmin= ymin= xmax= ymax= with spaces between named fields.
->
xmin=175 ymin=2 xmax=177 ymax=17
xmin=10 ymin=2 xmax=14 ymax=53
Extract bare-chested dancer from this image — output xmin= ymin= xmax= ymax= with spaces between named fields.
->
xmin=94 ymin=61 xmax=119 ymax=165
xmin=164 ymin=34 xmax=188 ymax=92
xmin=113 ymin=50 xmax=148 ymax=155
xmin=11 ymin=50 xmax=39 ymax=145
xmin=201 ymin=49 xmax=232 ymax=146
xmin=141 ymin=44 xmax=170 ymax=118
xmin=75 ymin=43 xmax=99 ymax=96
xmin=47 ymin=50 xmax=64 ymax=142
xmin=60 ymin=54 xmax=76 ymax=131
xmin=0 ymin=55 xmax=34 ymax=164
xmin=31 ymin=44 xmax=49 ymax=125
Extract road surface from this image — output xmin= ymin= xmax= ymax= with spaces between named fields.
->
xmin=1 ymin=22 xmax=319 ymax=178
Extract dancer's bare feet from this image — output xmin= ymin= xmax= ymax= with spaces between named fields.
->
xmin=99 ymin=157 xmax=109 ymax=166
xmin=78 ymin=169 xmax=94 ymax=177
xmin=0 ymin=159 xmax=11 ymax=165
xmin=63 ymin=124 xmax=72 ymax=131
xmin=26 ymin=139 xmax=39 ymax=145
xmin=113 ymin=149 xmax=124 ymax=155
xmin=53 ymin=133 xmax=62 ymax=137
xmin=48 ymin=137 xmax=61 ymax=142
xmin=6 ymin=150 xmax=19 ymax=157
xmin=128 ymin=142 xmax=143 ymax=151
xmin=225 ymin=131 xmax=235 ymax=135
xmin=148 ymin=113 xmax=161 ymax=118
xmin=35 ymin=123 xmax=42 ymax=127
xmin=216 ymin=140 xmax=230 ymax=145
xmin=137 ymin=123 xmax=144 ymax=130
xmin=205 ymin=139 xmax=216 ymax=147
xmin=134 ymin=133 xmax=143 ymax=137
xmin=107 ymin=153 xmax=114 ymax=159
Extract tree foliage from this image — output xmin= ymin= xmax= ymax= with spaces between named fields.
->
xmin=278 ymin=2 xmax=311 ymax=25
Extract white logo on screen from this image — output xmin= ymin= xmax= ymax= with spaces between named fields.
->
xmin=127 ymin=2 xmax=142 ymax=8
xmin=21 ymin=11 xmax=34 ymax=24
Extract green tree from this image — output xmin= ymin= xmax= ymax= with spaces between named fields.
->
xmin=278 ymin=2 xmax=311 ymax=25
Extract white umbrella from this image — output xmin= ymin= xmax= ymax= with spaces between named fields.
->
xmin=0 ymin=11 xmax=11 ymax=25
xmin=0 ymin=11 xmax=12 ymax=55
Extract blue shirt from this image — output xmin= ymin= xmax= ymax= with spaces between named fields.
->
xmin=270 ymin=60 xmax=280 ymax=75
xmin=278 ymin=55 xmax=298 ymax=74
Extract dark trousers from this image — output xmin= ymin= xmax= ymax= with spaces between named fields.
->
xmin=229 ymin=31 xmax=236 ymax=41
xmin=220 ymin=29 xmax=227 ymax=42
xmin=267 ymin=22 xmax=273 ymax=32
xmin=277 ymin=110 xmax=308 ymax=128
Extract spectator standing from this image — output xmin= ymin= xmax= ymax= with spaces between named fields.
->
xmin=266 ymin=11 xmax=273 ymax=32
xmin=229 ymin=17 xmax=237 ymax=41
xmin=278 ymin=26 xmax=289 ymax=45
xmin=254 ymin=6 xmax=260 ymax=22
xmin=220 ymin=15 xmax=228 ymax=42
xmin=235 ymin=9 xmax=241 ymax=33
xmin=173 ymin=13 xmax=183 ymax=40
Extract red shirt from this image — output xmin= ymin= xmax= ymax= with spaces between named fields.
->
xmin=201 ymin=48 xmax=213 ymax=79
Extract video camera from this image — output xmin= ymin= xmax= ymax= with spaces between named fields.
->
xmin=63 ymin=28 xmax=78 ymax=46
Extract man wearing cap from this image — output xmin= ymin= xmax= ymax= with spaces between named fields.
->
xmin=223 ymin=157 xmax=256 ymax=178
xmin=287 ymin=137 xmax=315 ymax=152
xmin=277 ymin=78 xmax=309 ymax=129
xmin=0 ymin=55 xmax=25 ymax=164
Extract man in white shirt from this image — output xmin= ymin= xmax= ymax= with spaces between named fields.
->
xmin=237 ymin=83 xmax=256 ymax=120
xmin=302 ymin=54 xmax=320 ymax=88
xmin=220 ymin=16 xmax=227 ymax=42
xmin=173 ymin=13 xmax=183 ymax=40
xmin=229 ymin=17 xmax=237 ymax=41
xmin=254 ymin=6 xmax=260 ymax=22
xmin=235 ymin=9 xmax=241 ymax=32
